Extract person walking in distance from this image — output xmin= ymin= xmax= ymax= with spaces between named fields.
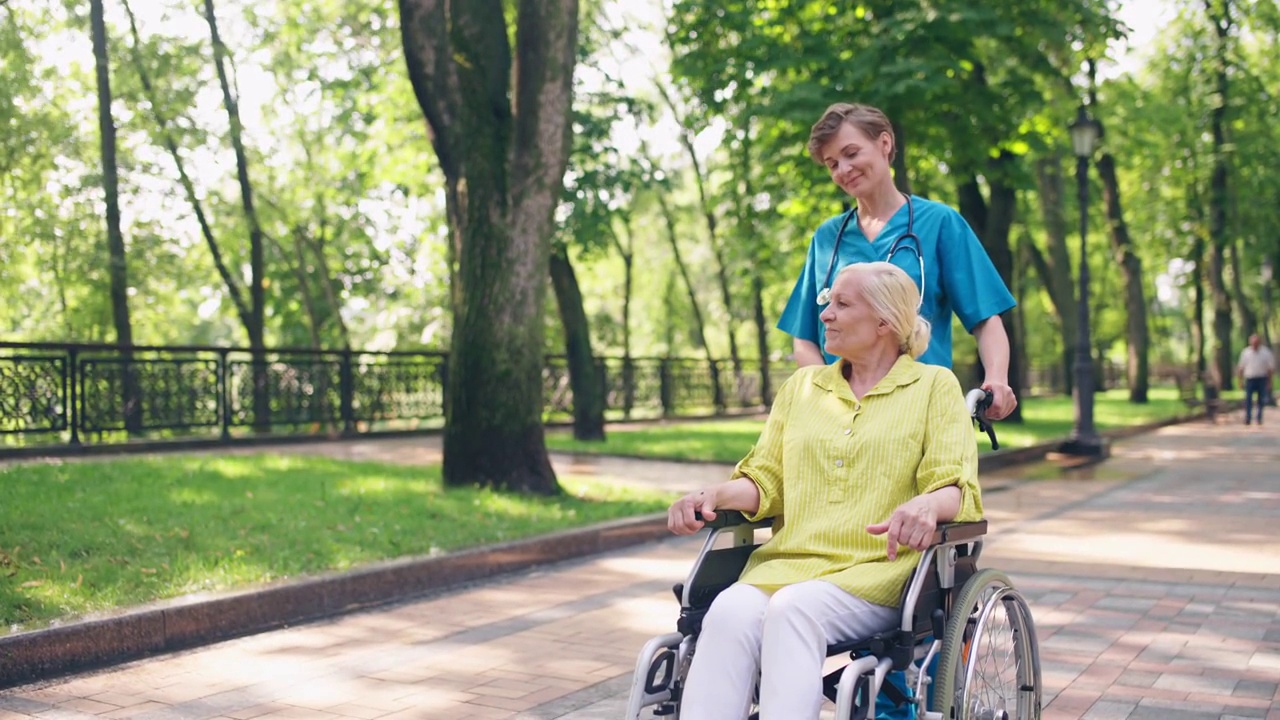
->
xmin=1236 ymin=334 xmax=1275 ymax=425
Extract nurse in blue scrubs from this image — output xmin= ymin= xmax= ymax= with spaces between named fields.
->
xmin=778 ymin=102 xmax=1018 ymax=419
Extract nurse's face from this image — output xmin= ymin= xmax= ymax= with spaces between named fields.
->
xmin=818 ymin=122 xmax=893 ymax=198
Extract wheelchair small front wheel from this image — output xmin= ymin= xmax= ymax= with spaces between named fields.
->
xmin=931 ymin=568 xmax=1041 ymax=720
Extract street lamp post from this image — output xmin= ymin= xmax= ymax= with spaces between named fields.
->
xmin=1262 ymin=259 xmax=1273 ymax=346
xmin=1058 ymin=104 xmax=1108 ymax=459
xmin=1263 ymin=260 xmax=1274 ymax=406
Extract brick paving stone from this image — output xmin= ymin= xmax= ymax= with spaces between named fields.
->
xmin=1081 ymin=699 xmax=1138 ymax=719
xmin=316 ymin=704 xmax=386 ymax=720
xmin=1154 ymin=673 xmax=1239 ymax=695
xmin=1237 ymin=680 xmax=1280 ymax=700
xmin=1116 ymin=669 xmax=1161 ymax=689
xmin=1124 ymin=706 xmax=1219 ymax=720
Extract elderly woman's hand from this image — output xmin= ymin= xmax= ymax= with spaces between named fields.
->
xmin=668 ymin=488 xmax=719 ymax=536
xmin=866 ymin=495 xmax=938 ymax=560
xmin=867 ymin=485 xmax=962 ymax=560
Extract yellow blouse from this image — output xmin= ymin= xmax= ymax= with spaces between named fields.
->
xmin=736 ymin=355 xmax=983 ymax=607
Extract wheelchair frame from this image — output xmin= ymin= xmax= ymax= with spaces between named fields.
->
xmin=625 ymin=514 xmax=1041 ymax=720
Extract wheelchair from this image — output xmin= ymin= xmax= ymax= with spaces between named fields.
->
xmin=625 ymin=391 xmax=1042 ymax=720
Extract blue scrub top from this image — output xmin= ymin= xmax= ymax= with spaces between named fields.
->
xmin=777 ymin=195 xmax=1016 ymax=368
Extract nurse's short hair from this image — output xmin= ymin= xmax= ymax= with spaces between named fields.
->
xmin=835 ymin=262 xmax=930 ymax=358
xmin=808 ymin=103 xmax=896 ymax=164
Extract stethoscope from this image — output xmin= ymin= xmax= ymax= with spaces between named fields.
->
xmin=816 ymin=194 xmax=924 ymax=308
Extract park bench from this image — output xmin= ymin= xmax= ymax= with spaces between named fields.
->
xmin=1176 ymin=371 xmax=1225 ymax=422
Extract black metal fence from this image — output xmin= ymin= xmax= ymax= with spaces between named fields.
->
xmin=1 ymin=341 xmax=1153 ymax=456
xmin=0 ymin=342 xmax=791 ymax=454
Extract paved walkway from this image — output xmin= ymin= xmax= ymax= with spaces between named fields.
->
xmin=3 ymin=414 xmax=1280 ymax=719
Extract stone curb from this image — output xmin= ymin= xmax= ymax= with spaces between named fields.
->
xmin=0 ymin=513 xmax=670 ymax=691
xmin=0 ymin=411 xmax=1205 ymax=692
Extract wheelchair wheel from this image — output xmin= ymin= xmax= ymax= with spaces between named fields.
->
xmin=931 ymin=568 xmax=1041 ymax=720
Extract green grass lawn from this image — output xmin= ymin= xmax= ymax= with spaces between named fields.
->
xmin=0 ymin=455 xmax=674 ymax=634
xmin=545 ymin=387 xmax=1200 ymax=461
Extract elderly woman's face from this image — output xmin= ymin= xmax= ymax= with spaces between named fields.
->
xmin=819 ymin=272 xmax=890 ymax=359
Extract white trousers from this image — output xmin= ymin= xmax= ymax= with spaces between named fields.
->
xmin=679 ymin=580 xmax=899 ymax=720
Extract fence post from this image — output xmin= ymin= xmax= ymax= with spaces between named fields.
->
xmin=340 ymin=350 xmax=355 ymax=436
xmin=595 ymin=358 xmax=609 ymax=415
xmin=67 ymin=348 xmax=80 ymax=446
xmin=711 ymin=359 xmax=726 ymax=413
xmin=218 ymin=349 xmax=231 ymax=441
xmin=660 ymin=359 xmax=674 ymax=417
xmin=622 ymin=357 xmax=635 ymax=419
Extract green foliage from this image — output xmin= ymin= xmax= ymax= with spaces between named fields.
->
xmin=3 ymin=0 xmax=1280 ymax=390
xmin=0 ymin=453 xmax=674 ymax=632
xmin=0 ymin=0 xmax=446 ymax=349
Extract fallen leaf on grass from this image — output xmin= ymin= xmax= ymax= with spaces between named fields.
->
xmin=20 ymin=580 xmax=44 ymax=588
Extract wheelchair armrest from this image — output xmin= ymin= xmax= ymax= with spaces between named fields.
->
xmin=929 ymin=520 xmax=987 ymax=546
xmin=694 ymin=511 xmax=774 ymax=530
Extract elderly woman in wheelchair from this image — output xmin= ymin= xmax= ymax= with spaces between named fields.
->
xmin=627 ymin=262 xmax=1040 ymax=720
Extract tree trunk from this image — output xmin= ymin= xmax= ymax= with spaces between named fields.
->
xmin=203 ymin=0 xmax=270 ymax=427
xmin=656 ymin=82 xmax=745 ymax=401
xmin=1228 ymin=239 xmax=1258 ymax=337
xmin=891 ymin=119 xmax=912 ymax=195
xmin=268 ymin=229 xmax=323 ymax=349
xmin=1013 ymin=233 xmax=1034 ymax=394
xmin=123 ymin=0 xmax=253 ymax=333
xmin=549 ymin=247 xmax=605 ymax=441
xmin=957 ymin=166 xmax=1023 ymax=422
xmin=1096 ymin=153 xmax=1150 ymax=403
xmin=738 ymin=119 xmax=771 ymax=406
xmin=90 ymin=0 xmax=141 ymax=433
xmin=612 ymin=219 xmax=636 ymax=416
xmin=1191 ymin=217 xmax=1207 ymax=380
xmin=400 ymin=0 xmax=577 ymax=494
xmin=655 ymin=188 xmax=725 ymax=411
xmin=1033 ymin=156 xmax=1078 ymax=394
xmin=1206 ymin=0 xmax=1234 ymax=390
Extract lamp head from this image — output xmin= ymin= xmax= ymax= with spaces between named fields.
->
xmin=1069 ymin=105 xmax=1101 ymax=159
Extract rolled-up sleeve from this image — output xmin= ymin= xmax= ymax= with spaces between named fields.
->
xmin=736 ymin=375 xmax=797 ymax=521
xmin=915 ymin=369 xmax=983 ymax=522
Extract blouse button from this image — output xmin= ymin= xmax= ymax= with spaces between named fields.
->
xmin=835 ymin=459 xmax=844 ymax=468
xmin=843 ymin=428 xmax=852 ymax=435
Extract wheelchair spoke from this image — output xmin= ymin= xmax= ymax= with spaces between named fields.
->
xmin=966 ymin=594 xmax=1019 ymax=719
xmin=933 ymin=570 xmax=1041 ymax=720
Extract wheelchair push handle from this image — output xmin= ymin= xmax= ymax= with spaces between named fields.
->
xmin=965 ymin=388 xmax=999 ymax=451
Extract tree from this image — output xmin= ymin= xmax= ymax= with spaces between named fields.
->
xmin=399 ymin=0 xmax=578 ymax=494
xmin=89 ymin=0 xmax=141 ymax=432
xmin=549 ymin=246 xmax=604 ymax=439
xmin=1028 ymin=155 xmax=1078 ymax=393
xmin=655 ymin=79 xmax=746 ymax=397
xmin=1204 ymin=0 xmax=1236 ymax=389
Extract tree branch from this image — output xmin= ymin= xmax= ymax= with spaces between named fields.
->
xmin=398 ymin=0 xmax=491 ymax=182
xmin=122 ymin=0 xmax=252 ymax=329
xmin=510 ymin=0 xmax=578 ymax=209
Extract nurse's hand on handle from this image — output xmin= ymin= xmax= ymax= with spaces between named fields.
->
xmin=981 ymin=379 xmax=1017 ymax=421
